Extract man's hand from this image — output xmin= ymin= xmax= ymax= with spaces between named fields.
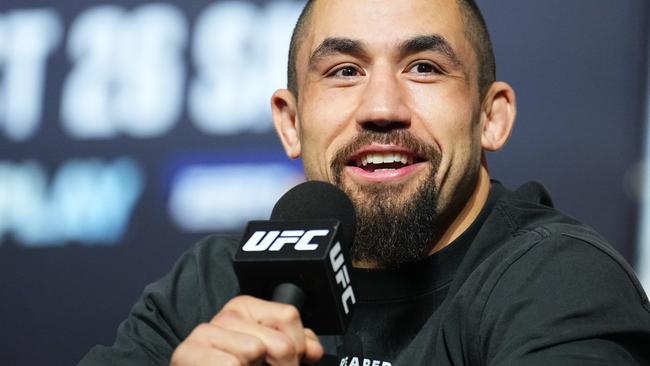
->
xmin=170 ymin=295 xmax=324 ymax=366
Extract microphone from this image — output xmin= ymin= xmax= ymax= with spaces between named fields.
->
xmin=233 ymin=181 xmax=357 ymax=335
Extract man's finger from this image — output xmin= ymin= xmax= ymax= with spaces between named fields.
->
xmin=213 ymin=309 xmax=302 ymax=365
xmin=304 ymin=328 xmax=319 ymax=342
xmin=189 ymin=322 xmax=267 ymax=364
xmin=219 ymin=297 xmax=308 ymax=357
xmin=171 ymin=339 xmax=250 ymax=366
xmin=303 ymin=338 xmax=325 ymax=363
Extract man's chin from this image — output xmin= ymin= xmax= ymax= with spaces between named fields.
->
xmin=333 ymin=165 xmax=442 ymax=268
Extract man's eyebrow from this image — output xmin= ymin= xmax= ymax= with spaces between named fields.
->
xmin=398 ymin=34 xmax=462 ymax=67
xmin=308 ymin=37 xmax=369 ymax=68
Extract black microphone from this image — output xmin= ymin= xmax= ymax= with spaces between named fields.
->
xmin=233 ymin=181 xmax=357 ymax=335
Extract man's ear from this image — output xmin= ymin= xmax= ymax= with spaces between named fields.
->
xmin=271 ymin=89 xmax=301 ymax=159
xmin=480 ymin=81 xmax=517 ymax=152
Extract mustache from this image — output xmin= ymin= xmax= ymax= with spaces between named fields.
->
xmin=330 ymin=129 xmax=441 ymax=183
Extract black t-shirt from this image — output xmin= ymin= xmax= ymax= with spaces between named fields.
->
xmin=322 ymin=179 xmax=493 ymax=365
xmin=79 ymin=181 xmax=650 ymax=365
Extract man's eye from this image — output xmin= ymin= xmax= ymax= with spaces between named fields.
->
xmin=330 ymin=66 xmax=360 ymax=77
xmin=408 ymin=62 xmax=440 ymax=74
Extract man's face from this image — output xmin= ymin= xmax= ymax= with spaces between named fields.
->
xmin=292 ymin=0 xmax=485 ymax=267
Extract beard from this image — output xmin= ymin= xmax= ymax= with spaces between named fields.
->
xmin=330 ymin=130 xmax=447 ymax=269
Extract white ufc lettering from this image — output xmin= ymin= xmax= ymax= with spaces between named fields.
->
xmin=242 ymin=229 xmax=329 ymax=252
xmin=329 ymin=241 xmax=356 ymax=314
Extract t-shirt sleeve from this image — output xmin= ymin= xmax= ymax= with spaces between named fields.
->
xmin=479 ymin=232 xmax=650 ymax=366
xmin=77 ymin=235 xmax=240 ymax=366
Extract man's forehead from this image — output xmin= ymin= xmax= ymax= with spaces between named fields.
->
xmin=304 ymin=0 xmax=466 ymax=54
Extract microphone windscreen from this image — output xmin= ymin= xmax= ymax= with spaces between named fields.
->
xmin=271 ymin=181 xmax=356 ymax=252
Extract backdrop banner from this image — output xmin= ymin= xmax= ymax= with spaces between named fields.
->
xmin=0 ymin=1 xmax=647 ymax=365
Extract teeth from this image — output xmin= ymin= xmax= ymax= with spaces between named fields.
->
xmin=356 ymin=152 xmax=414 ymax=166
xmin=382 ymin=153 xmax=395 ymax=163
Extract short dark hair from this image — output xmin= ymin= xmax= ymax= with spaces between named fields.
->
xmin=286 ymin=0 xmax=316 ymax=97
xmin=286 ymin=0 xmax=496 ymax=99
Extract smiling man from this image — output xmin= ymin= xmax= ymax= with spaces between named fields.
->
xmin=272 ymin=0 xmax=505 ymax=271
xmin=79 ymin=0 xmax=650 ymax=365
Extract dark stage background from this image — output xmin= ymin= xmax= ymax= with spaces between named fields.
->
xmin=0 ymin=1 xmax=649 ymax=365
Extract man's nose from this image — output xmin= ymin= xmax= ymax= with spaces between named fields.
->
xmin=354 ymin=68 xmax=411 ymax=131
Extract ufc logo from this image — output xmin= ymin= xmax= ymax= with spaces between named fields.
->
xmin=242 ymin=230 xmax=329 ymax=252
xmin=329 ymin=241 xmax=356 ymax=314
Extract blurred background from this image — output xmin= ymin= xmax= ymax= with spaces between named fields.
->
xmin=0 ymin=0 xmax=648 ymax=365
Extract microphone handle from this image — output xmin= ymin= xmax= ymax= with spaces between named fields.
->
xmin=272 ymin=283 xmax=306 ymax=312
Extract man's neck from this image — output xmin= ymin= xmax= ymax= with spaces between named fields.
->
xmin=429 ymin=165 xmax=492 ymax=255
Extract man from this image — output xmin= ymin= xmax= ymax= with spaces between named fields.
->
xmin=79 ymin=0 xmax=650 ymax=365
